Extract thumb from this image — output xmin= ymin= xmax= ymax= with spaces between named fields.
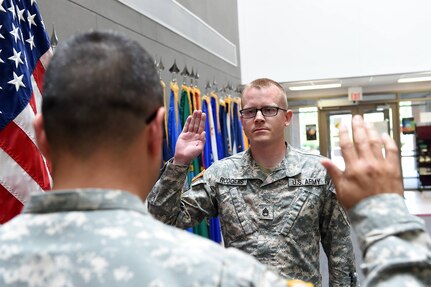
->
xmin=321 ymin=159 xmax=343 ymax=185
xmin=200 ymin=131 xmax=206 ymax=142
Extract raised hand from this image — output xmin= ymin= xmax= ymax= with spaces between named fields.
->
xmin=321 ymin=115 xmax=403 ymax=209
xmin=173 ymin=110 xmax=207 ymax=165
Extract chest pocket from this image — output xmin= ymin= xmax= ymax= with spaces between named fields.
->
xmin=279 ymin=187 xmax=318 ymax=236
xmin=217 ymin=184 xmax=257 ymax=245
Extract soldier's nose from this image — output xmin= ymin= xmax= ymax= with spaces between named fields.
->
xmin=254 ymin=110 xmax=265 ymax=121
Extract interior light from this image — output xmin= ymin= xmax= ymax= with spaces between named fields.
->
xmin=398 ymin=76 xmax=431 ymax=83
xmin=288 ymin=83 xmax=342 ymax=91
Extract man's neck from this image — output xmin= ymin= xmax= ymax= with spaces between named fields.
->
xmin=250 ymin=141 xmax=286 ymax=169
xmin=50 ymin=153 xmax=150 ymax=201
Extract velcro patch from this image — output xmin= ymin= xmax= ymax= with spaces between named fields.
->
xmin=288 ymin=178 xmax=325 ymax=186
xmin=217 ymin=177 xmax=247 ymax=186
xmin=258 ymin=204 xmax=274 ymax=220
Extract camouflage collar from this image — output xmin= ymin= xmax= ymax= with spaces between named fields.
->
xmin=240 ymin=144 xmax=301 ymax=178
xmin=23 ymin=189 xmax=147 ymax=214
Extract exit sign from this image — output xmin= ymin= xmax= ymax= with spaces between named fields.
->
xmin=348 ymin=87 xmax=363 ymax=101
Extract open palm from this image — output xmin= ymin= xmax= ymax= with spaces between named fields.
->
xmin=173 ymin=110 xmax=207 ymax=165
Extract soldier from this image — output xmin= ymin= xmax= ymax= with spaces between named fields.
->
xmin=0 ymin=29 xmax=429 ymax=287
xmin=148 ymin=78 xmax=358 ymax=286
xmin=0 ymin=30 xmax=287 ymax=287
xmin=322 ymin=115 xmax=431 ymax=286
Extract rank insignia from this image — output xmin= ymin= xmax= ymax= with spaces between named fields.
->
xmin=258 ymin=204 xmax=274 ymax=220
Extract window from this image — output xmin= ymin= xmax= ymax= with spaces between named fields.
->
xmin=288 ymin=107 xmax=320 ymax=155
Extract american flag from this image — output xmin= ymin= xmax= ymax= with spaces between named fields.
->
xmin=0 ymin=0 xmax=52 ymax=223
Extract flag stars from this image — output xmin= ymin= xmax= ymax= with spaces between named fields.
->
xmin=0 ymin=49 xmax=4 ymax=63
xmin=0 ymin=0 xmax=6 ymax=13
xmin=7 ymin=1 xmax=15 ymax=19
xmin=0 ymin=25 xmax=4 ymax=39
xmin=27 ymin=11 xmax=36 ymax=28
xmin=8 ymin=72 xmax=26 ymax=91
xmin=22 ymin=50 xmax=28 ymax=68
xmin=16 ymin=6 xmax=25 ymax=23
xmin=8 ymin=48 xmax=24 ymax=68
xmin=26 ymin=34 xmax=35 ymax=50
xmin=30 ymin=0 xmax=36 ymax=5
xmin=9 ymin=23 xmax=20 ymax=43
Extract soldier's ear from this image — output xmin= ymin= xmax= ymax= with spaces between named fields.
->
xmin=284 ymin=110 xmax=293 ymax=127
xmin=146 ymin=107 xmax=165 ymax=158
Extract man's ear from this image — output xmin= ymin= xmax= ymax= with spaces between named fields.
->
xmin=284 ymin=109 xmax=293 ymax=127
xmin=33 ymin=114 xmax=51 ymax=162
xmin=146 ymin=107 xmax=165 ymax=158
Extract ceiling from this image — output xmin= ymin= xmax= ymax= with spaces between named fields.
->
xmin=282 ymin=73 xmax=431 ymax=100
xmin=238 ymin=2 xmax=431 ymax=94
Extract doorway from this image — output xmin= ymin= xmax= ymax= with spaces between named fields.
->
xmin=318 ymin=103 xmax=400 ymax=170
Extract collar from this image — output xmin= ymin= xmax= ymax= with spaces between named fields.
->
xmin=23 ymin=189 xmax=147 ymax=215
xmin=240 ymin=143 xmax=301 ymax=179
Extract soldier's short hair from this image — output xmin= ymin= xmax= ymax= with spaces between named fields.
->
xmin=43 ymin=30 xmax=163 ymax=157
xmin=241 ymin=78 xmax=288 ymax=107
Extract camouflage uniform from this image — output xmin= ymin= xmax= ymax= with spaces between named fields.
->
xmin=148 ymin=145 xmax=358 ymax=286
xmin=0 ymin=189 xmax=287 ymax=287
xmin=349 ymin=194 xmax=431 ymax=287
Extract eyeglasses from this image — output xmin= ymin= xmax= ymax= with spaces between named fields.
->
xmin=239 ymin=106 xmax=287 ymax=119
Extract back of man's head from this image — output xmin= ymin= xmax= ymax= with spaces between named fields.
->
xmin=43 ymin=30 xmax=163 ymax=158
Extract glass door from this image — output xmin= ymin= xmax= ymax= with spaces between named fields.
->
xmin=327 ymin=111 xmax=353 ymax=171
xmin=319 ymin=103 xmax=398 ymax=171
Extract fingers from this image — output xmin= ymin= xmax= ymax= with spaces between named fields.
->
xmin=381 ymin=133 xmax=404 ymax=196
xmin=382 ymin=133 xmax=400 ymax=167
xmin=183 ymin=111 xmax=206 ymax=134
xmin=197 ymin=112 xmax=206 ymax=134
xmin=200 ymin=131 xmax=207 ymax=143
xmin=365 ymin=122 xmax=384 ymax=160
xmin=321 ymin=158 xmax=343 ymax=185
xmin=338 ymin=124 xmax=357 ymax=167
xmin=182 ymin=114 xmax=192 ymax=133
xmin=188 ymin=111 xmax=197 ymax=132
xmin=352 ymin=115 xmax=373 ymax=161
xmin=329 ymin=115 xmax=404 ymax=208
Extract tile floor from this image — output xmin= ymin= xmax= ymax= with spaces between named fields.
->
xmin=404 ymin=190 xmax=431 ymax=216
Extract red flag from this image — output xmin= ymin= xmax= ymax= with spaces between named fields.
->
xmin=0 ymin=0 xmax=52 ymax=223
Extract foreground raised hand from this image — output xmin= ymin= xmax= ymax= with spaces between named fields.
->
xmin=321 ymin=115 xmax=404 ymax=209
xmin=173 ymin=110 xmax=207 ymax=165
